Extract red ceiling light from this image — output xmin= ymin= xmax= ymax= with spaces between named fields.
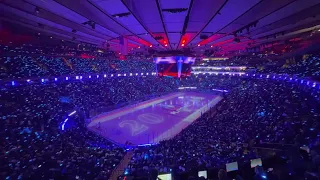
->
xmin=149 ymin=45 xmax=152 ymax=47
xmin=164 ymin=41 xmax=167 ymax=43
xmin=197 ymin=44 xmax=200 ymax=47
xmin=138 ymin=46 xmax=140 ymax=48
xmin=165 ymin=44 xmax=168 ymax=47
xmin=210 ymin=45 xmax=213 ymax=48
xmin=182 ymin=40 xmax=186 ymax=43
xmin=182 ymin=44 xmax=185 ymax=47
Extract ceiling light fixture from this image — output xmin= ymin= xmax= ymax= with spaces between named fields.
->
xmin=35 ymin=7 xmax=40 ymax=14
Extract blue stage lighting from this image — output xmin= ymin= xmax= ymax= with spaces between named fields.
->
xmin=11 ymin=81 xmax=15 ymax=86
xmin=54 ymin=78 xmax=58 ymax=81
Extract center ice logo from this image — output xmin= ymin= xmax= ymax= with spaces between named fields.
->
xmin=118 ymin=113 xmax=164 ymax=136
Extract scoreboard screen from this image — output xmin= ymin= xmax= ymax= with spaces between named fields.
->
xmin=154 ymin=56 xmax=195 ymax=78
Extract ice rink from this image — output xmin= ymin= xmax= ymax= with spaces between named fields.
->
xmin=87 ymin=92 xmax=222 ymax=145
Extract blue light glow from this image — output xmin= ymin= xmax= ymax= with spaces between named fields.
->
xmin=61 ymin=118 xmax=68 ymax=130
xmin=68 ymin=111 xmax=76 ymax=116
xmin=124 ymin=169 xmax=129 ymax=175
xmin=11 ymin=81 xmax=15 ymax=86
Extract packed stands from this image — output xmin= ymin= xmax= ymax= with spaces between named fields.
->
xmin=1 ymin=48 xmax=320 ymax=179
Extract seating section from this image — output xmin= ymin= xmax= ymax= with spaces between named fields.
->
xmin=1 ymin=46 xmax=320 ymax=179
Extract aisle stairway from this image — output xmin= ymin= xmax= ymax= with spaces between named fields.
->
xmin=109 ymin=150 xmax=133 ymax=180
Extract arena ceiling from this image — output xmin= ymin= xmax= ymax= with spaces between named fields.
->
xmin=1 ymin=0 xmax=320 ymax=55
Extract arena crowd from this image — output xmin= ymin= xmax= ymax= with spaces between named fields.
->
xmin=1 ymin=47 xmax=320 ymax=179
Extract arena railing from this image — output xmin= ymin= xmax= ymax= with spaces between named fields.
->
xmin=2 ymin=71 xmax=319 ymax=90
